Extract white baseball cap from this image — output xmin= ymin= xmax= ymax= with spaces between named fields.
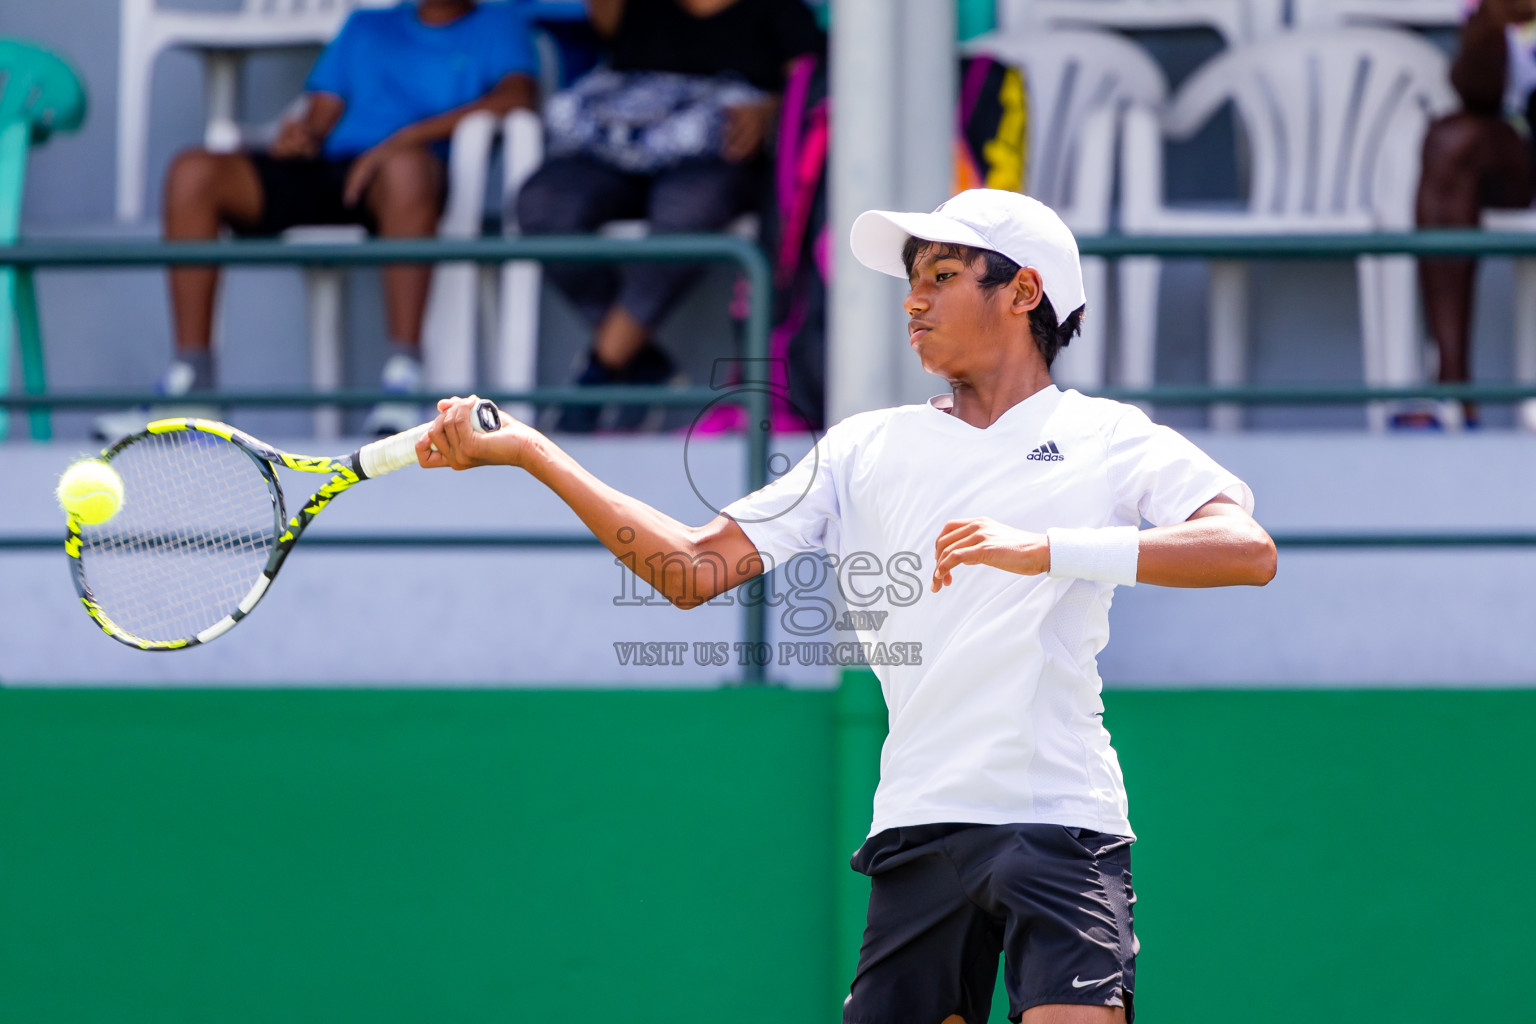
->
xmin=850 ymin=189 xmax=1086 ymax=315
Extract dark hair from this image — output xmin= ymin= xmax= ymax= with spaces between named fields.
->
xmin=900 ymin=236 xmax=1084 ymax=368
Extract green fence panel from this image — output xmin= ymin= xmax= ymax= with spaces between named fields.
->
xmin=0 ymin=689 xmax=837 ymax=1024
xmin=1 ymin=684 xmax=1532 ymax=1024
xmin=1110 ymin=689 xmax=1536 ymax=1024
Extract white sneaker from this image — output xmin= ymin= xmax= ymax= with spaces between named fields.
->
xmin=1518 ymin=398 xmax=1536 ymax=433
xmin=91 ymin=361 xmax=221 ymax=443
xmin=362 ymin=353 xmax=424 ymax=436
xmin=1388 ymin=399 xmax=1471 ymax=432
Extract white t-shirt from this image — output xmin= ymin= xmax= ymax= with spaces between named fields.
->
xmin=724 ymin=385 xmax=1253 ymax=840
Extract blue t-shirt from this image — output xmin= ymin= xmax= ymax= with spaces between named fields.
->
xmin=306 ymin=2 xmax=538 ymax=159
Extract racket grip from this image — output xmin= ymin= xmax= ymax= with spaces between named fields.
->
xmin=356 ymin=399 xmax=503 ymax=479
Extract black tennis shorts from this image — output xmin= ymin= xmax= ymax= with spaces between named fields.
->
xmin=239 ymin=153 xmax=374 ymax=237
xmin=843 ymin=822 xmax=1137 ymax=1024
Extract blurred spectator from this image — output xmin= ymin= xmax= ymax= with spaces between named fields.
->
xmin=95 ymin=0 xmax=539 ymax=441
xmin=517 ymin=0 xmax=824 ymax=432
xmin=1417 ymin=0 xmax=1536 ymax=426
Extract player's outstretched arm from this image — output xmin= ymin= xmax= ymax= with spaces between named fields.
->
xmin=417 ymin=396 xmax=764 ymax=607
xmin=931 ymin=496 xmax=1275 ymax=591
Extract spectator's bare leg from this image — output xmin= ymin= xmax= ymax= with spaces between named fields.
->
xmin=364 ymin=146 xmax=446 ymax=348
xmin=593 ymin=306 xmax=649 ymax=369
xmin=163 ymin=149 xmax=263 ymax=350
xmin=1416 ymin=112 xmax=1533 ymax=384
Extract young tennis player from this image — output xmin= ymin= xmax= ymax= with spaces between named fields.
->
xmin=418 ymin=188 xmax=1276 ymax=1024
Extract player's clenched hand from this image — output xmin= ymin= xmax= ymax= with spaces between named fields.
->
xmin=931 ymin=517 xmax=1049 ymax=592
xmin=416 ymin=396 xmax=537 ymax=471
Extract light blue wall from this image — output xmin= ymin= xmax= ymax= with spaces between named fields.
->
xmin=7 ymin=431 xmax=1536 ymax=686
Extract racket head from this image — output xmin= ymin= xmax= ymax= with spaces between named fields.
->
xmin=67 ymin=419 xmax=286 ymax=650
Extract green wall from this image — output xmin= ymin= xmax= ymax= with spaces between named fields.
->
xmin=2 ymin=684 xmax=1532 ymax=1023
xmin=0 ymin=689 xmax=838 ymax=1024
xmin=1113 ymin=690 xmax=1535 ymax=1024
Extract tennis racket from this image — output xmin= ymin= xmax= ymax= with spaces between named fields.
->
xmin=66 ymin=400 xmax=503 ymax=650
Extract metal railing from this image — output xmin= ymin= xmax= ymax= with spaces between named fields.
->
xmin=0 ymin=234 xmax=774 ymax=484
xmin=9 ymin=229 xmax=1536 ymax=418
xmin=6 ymin=227 xmax=1534 ymax=265
xmin=13 ymin=381 xmax=1536 ymax=410
xmin=5 ymin=531 xmax=1536 ymax=552
xmin=0 ymin=234 xmax=781 ymax=681
xmin=1074 ymin=229 xmax=1536 ymax=259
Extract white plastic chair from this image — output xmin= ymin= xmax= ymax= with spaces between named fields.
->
xmin=1255 ymin=3 xmax=1470 ymax=424
xmin=117 ymin=0 xmax=547 ymax=435
xmin=1119 ymin=28 xmax=1457 ymax=429
xmin=116 ymin=0 xmax=395 ymax=223
xmin=1291 ymin=0 xmax=1463 ymax=29
xmin=435 ymin=107 xmax=543 ymax=425
xmin=220 ymin=104 xmax=526 ymax=437
xmin=308 ymin=109 xmax=545 ymax=437
xmin=1293 ymin=1 xmax=1536 ymax=431
xmin=997 ymin=0 xmax=1287 ymax=45
xmin=962 ymin=28 xmax=1168 ymax=386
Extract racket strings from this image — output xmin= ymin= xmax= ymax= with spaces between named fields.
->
xmin=79 ymin=430 xmax=280 ymax=643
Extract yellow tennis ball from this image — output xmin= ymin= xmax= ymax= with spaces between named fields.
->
xmin=57 ymin=459 xmax=124 ymax=526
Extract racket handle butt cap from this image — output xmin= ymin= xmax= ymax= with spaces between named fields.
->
xmin=474 ymin=399 xmax=503 ymax=433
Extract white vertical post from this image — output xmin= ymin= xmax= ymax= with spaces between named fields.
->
xmin=1513 ymin=258 xmax=1536 ymax=431
xmin=202 ymin=51 xmax=244 ymax=153
xmin=897 ymin=0 xmax=956 ymax=213
xmin=829 ymin=0 xmax=901 ymax=421
xmin=1117 ymin=256 xmax=1161 ymax=390
xmin=893 ymin=0 xmax=957 ymax=405
xmin=495 ymin=108 xmax=545 ymax=425
xmin=1356 ymin=254 xmax=1390 ymax=432
xmin=116 ymin=2 xmax=154 ymax=222
xmin=1207 ymin=259 xmax=1248 ymax=432
xmin=307 ymin=269 xmax=345 ymax=440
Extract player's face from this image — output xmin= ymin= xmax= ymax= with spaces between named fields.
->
xmin=903 ymin=251 xmax=1021 ymax=379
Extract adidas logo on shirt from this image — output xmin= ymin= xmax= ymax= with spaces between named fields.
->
xmin=1027 ymin=441 xmax=1064 ymax=462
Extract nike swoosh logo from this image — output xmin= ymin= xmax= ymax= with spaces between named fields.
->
xmin=1071 ymin=975 xmax=1117 ymax=989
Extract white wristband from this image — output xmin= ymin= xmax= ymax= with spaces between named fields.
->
xmin=1046 ymin=526 xmax=1140 ymax=586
